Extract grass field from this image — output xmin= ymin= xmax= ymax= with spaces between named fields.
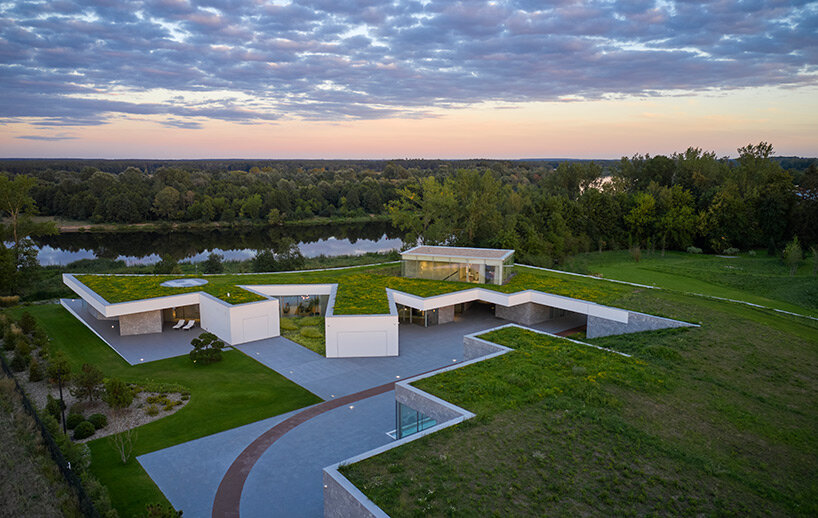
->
xmin=559 ymin=250 xmax=818 ymax=317
xmin=341 ymin=269 xmax=818 ymax=516
xmin=8 ymin=305 xmax=322 ymax=517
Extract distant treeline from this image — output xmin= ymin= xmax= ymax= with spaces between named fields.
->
xmin=2 ymin=145 xmax=817 ymax=265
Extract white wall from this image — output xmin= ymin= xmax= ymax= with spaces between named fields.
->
xmin=200 ymin=294 xmax=280 ymax=345
xmin=325 ymin=314 xmax=399 ymax=358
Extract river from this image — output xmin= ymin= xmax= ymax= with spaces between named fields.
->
xmin=29 ymin=221 xmax=404 ymax=266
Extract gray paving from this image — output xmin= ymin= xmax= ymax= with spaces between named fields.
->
xmin=138 ymin=306 xmax=587 ymax=517
xmin=234 ymin=308 xmax=509 ymax=399
xmin=241 ymin=392 xmax=395 ymax=517
xmin=61 ymin=299 xmax=197 ymax=365
xmin=137 ymin=406 xmax=309 ymax=518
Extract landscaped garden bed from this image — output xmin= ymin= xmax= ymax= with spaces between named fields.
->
xmin=280 ymin=315 xmax=326 ymax=355
xmin=3 ymin=304 xmax=322 ymax=516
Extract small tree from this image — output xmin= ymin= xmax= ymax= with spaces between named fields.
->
xmin=47 ymin=351 xmax=71 ymax=433
xmin=202 ymin=252 xmax=224 ymax=274
xmin=71 ymin=363 xmax=104 ymax=402
xmin=189 ymin=332 xmax=225 ymax=365
xmin=782 ymin=237 xmax=803 ymax=276
xmin=108 ymin=428 xmax=137 ymax=464
xmin=103 ymin=377 xmax=134 ymax=412
xmin=18 ymin=311 xmax=36 ymax=335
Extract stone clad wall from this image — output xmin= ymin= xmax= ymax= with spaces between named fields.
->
xmin=587 ymin=311 xmax=695 ymax=338
xmin=395 ymin=384 xmax=463 ymax=424
xmin=119 ymin=310 xmax=162 ymax=336
xmin=438 ymin=305 xmax=455 ymax=324
xmin=494 ymin=302 xmax=551 ymax=326
xmin=323 ymin=470 xmax=386 ymax=518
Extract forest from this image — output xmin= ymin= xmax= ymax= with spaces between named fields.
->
xmin=0 ymin=143 xmax=816 ymax=297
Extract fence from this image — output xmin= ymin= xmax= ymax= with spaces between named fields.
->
xmin=0 ymin=353 xmax=101 ymax=518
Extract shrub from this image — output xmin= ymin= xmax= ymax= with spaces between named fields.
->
xmin=279 ymin=318 xmax=298 ymax=331
xmin=202 ymin=252 xmax=224 ymax=274
xmin=153 ymin=257 xmax=180 ymax=274
xmin=10 ymin=352 xmax=28 ymax=372
xmin=145 ymin=404 xmax=159 ymax=416
xmin=88 ymin=413 xmax=108 ymax=430
xmin=723 ymin=247 xmax=740 ymax=256
xmin=686 ymin=246 xmax=703 ymax=254
xmin=32 ymin=327 xmax=49 ymax=349
xmin=629 ymin=246 xmax=641 ymax=262
xmin=3 ymin=327 xmax=18 ymax=351
xmin=73 ymin=421 xmax=96 ymax=440
xmin=18 ymin=311 xmax=37 ymax=335
xmin=783 ymin=237 xmax=803 ymax=276
xmin=299 ymin=316 xmax=322 ymax=326
xmin=300 ymin=326 xmax=323 ymax=339
xmin=748 ymin=250 xmax=757 ymax=256
xmin=28 ymin=358 xmax=43 ymax=382
xmin=145 ymin=503 xmax=183 ymax=517
xmin=189 ymin=332 xmax=225 ymax=365
xmin=15 ymin=338 xmax=31 ymax=358
xmin=66 ymin=412 xmax=85 ymax=430
xmin=104 ymin=377 xmax=134 ymax=411
xmin=0 ymin=295 xmax=20 ymax=306
xmin=45 ymin=394 xmax=63 ymax=422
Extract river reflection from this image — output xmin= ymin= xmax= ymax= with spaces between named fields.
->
xmin=31 ymin=221 xmax=404 ymax=266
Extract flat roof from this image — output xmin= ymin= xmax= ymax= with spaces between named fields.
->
xmin=401 ymin=246 xmax=514 ymax=261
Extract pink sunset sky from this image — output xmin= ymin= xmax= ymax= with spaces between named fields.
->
xmin=2 ymin=1 xmax=817 ymax=159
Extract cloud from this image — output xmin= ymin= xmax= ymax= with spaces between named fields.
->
xmin=1 ymin=0 xmax=815 ymax=127
xmin=17 ymin=135 xmax=77 ymax=141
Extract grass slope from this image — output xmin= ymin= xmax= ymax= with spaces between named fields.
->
xmin=561 ymin=250 xmax=818 ymax=317
xmin=341 ymin=286 xmax=818 ymax=516
xmin=11 ymin=305 xmax=321 ymax=517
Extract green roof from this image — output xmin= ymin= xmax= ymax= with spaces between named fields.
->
xmin=72 ymin=264 xmax=627 ymax=315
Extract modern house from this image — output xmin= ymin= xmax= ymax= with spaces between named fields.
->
xmin=400 ymin=245 xmax=514 ymax=285
xmin=61 ymin=247 xmax=693 ymax=361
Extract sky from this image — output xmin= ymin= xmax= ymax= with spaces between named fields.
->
xmin=1 ymin=0 xmax=817 ymax=159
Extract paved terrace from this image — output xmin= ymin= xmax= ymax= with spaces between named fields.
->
xmin=61 ymin=298 xmax=198 ymax=365
xmin=138 ymin=308 xmax=585 ymax=517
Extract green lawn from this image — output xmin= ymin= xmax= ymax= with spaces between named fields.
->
xmin=559 ymin=250 xmax=818 ymax=317
xmin=341 ymin=284 xmax=818 ymax=516
xmin=10 ymin=305 xmax=322 ymax=517
xmin=72 ymin=263 xmax=627 ymax=315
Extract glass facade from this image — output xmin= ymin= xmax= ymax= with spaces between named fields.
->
xmin=279 ymin=294 xmax=329 ymax=317
xmin=396 ymin=402 xmax=437 ymax=439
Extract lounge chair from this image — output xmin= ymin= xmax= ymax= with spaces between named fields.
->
xmin=172 ymin=319 xmax=185 ymax=329
xmin=182 ymin=320 xmax=196 ymax=331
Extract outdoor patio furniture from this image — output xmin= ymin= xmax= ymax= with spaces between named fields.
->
xmin=172 ymin=319 xmax=185 ymax=329
xmin=182 ymin=320 xmax=196 ymax=330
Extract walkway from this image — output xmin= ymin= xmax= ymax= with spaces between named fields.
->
xmin=139 ymin=309 xmax=585 ymax=517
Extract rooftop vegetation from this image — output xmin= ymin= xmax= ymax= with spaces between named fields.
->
xmin=340 ymin=283 xmax=818 ymax=516
xmin=72 ymin=263 xmax=627 ymax=315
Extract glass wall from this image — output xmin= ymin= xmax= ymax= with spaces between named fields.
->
xmin=402 ymin=258 xmax=483 ymax=283
xmin=279 ymin=294 xmax=329 ymax=317
xmin=502 ymin=256 xmax=515 ymax=283
xmin=396 ymin=402 xmax=437 ymax=439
